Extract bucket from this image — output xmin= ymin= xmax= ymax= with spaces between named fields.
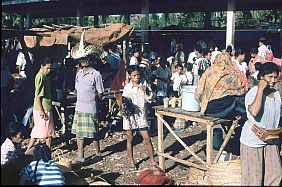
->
xmin=213 ymin=128 xmax=223 ymax=150
xmin=181 ymin=86 xmax=200 ymax=111
xmin=56 ymin=89 xmax=69 ymax=102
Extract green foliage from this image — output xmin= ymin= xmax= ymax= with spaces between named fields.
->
xmin=2 ymin=10 xmax=281 ymax=30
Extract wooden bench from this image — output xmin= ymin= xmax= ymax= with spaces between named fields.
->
xmin=153 ymin=106 xmax=241 ymax=171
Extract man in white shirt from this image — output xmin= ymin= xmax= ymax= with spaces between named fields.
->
xmin=187 ymin=44 xmax=202 ymax=64
xmin=16 ymin=50 xmax=34 ymax=78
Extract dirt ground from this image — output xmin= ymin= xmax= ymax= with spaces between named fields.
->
xmin=21 ymin=119 xmax=241 ymax=185
xmin=21 ymin=117 xmax=242 ymax=185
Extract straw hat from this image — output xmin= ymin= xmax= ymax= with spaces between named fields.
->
xmin=71 ymin=30 xmax=104 ymax=59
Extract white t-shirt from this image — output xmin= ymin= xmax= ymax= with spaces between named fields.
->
xmin=187 ymin=51 xmax=197 ymax=64
xmin=233 ymin=59 xmax=248 ymax=74
xmin=16 ymin=52 xmax=34 ymax=77
xmin=171 ymin=72 xmax=187 ymax=92
xmin=129 ymin=56 xmax=139 ymax=66
xmin=258 ymin=45 xmax=269 ymax=60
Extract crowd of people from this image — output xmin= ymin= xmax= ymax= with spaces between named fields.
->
xmin=1 ymin=33 xmax=282 ymax=185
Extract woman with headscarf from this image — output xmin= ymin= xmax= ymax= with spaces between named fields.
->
xmin=195 ymin=52 xmax=246 ymax=119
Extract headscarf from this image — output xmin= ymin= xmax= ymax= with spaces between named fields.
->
xmin=195 ymin=52 xmax=245 ymax=114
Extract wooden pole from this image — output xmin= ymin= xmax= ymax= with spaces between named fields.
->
xmin=213 ymin=116 xmax=241 ymax=163
xmin=158 ymin=153 xmax=207 ymax=171
xmin=155 ymin=113 xmax=207 ymax=166
xmin=157 ymin=112 xmax=165 ymax=170
xmin=206 ymin=124 xmax=213 ymax=164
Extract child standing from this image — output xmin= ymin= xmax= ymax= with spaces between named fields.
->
xmin=122 ymin=66 xmax=157 ymax=170
xmin=170 ymin=63 xmax=187 ymax=132
xmin=184 ymin=63 xmax=193 ymax=85
xmin=170 ymin=63 xmax=187 ymax=97
xmin=25 ymin=57 xmax=55 ymax=154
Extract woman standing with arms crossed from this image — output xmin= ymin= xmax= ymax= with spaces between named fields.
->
xmin=25 ymin=57 xmax=55 ymax=154
xmin=240 ymin=62 xmax=282 ymax=186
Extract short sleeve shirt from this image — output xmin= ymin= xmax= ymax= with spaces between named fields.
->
xmin=1 ymin=138 xmax=18 ymax=165
xmin=240 ymin=86 xmax=281 ymax=147
xmin=33 ymin=70 xmax=52 ymax=112
xmin=75 ymin=68 xmax=104 ymax=113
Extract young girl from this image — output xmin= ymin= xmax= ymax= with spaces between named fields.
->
xmin=25 ymin=57 xmax=55 ymax=154
xmin=122 ymin=65 xmax=157 ymax=170
xmin=240 ymin=62 xmax=281 ymax=186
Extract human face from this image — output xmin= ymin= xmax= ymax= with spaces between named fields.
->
xmin=130 ymin=70 xmax=140 ymax=84
xmin=237 ymin=54 xmax=245 ymax=62
xmin=205 ymin=52 xmax=212 ymax=61
xmin=261 ymin=72 xmax=279 ymax=88
xmin=42 ymin=63 xmax=52 ymax=75
xmin=79 ymin=58 xmax=91 ymax=68
xmin=11 ymin=132 xmax=23 ymax=144
xmin=250 ymin=53 xmax=256 ymax=58
xmin=134 ymin=51 xmax=140 ymax=58
xmin=176 ymin=66 xmax=183 ymax=74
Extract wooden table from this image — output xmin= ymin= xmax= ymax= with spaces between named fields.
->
xmin=52 ymin=94 xmax=77 ymax=135
xmin=153 ymin=106 xmax=240 ymax=171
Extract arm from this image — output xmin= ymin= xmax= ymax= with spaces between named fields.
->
xmin=35 ymin=96 xmax=47 ymax=119
xmin=247 ymin=79 xmax=268 ymax=116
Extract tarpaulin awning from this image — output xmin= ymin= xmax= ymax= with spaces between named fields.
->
xmin=21 ymin=23 xmax=134 ymax=48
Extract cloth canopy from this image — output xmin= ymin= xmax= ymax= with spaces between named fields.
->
xmin=21 ymin=23 xmax=134 ymax=48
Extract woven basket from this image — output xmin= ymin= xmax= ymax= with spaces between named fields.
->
xmin=89 ymin=176 xmax=110 ymax=185
xmin=52 ymin=149 xmax=72 ymax=173
xmin=187 ymin=160 xmax=241 ymax=186
xmin=64 ymin=171 xmax=110 ymax=185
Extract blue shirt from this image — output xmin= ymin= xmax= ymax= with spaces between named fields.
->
xmin=20 ymin=160 xmax=64 ymax=185
xmin=105 ymin=53 xmax=121 ymax=70
xmin=75 ymin=67 xmax=104 ymax=113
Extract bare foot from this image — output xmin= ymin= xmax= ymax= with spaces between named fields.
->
xmin=150 ymin=160 xmax=158 ymax=166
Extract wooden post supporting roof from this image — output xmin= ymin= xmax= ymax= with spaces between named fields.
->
xmin=226 ymin=0 xmax=236 ymax=48
xmin=141 ymin=0 xmax=149 ymax=52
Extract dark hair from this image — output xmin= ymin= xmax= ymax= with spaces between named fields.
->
xmin=257 ymin=62 xmax=280 ymax=80
xmin=132 ymin=48 xmax=139 ymax=54
xmin=175 ymin=63 xmax=183 ymax=69
xmin=250 ymin=48 xmax=258 ymax=54
xmin=226 ymin=45 xmax=233 ymax=53
xmin=234 ymin=48 xmax=245 ymax=57
xmin=33 ymin=143 xmax=51 ymax=162
xmin=126 ymin=65 xmax=140 ymax=74
xmin=40 ymin=57 xmax=52 ymax=66
xmin=259 ymin=37 xmax=267 ymax=43
xmin=194 ymin=44 xmax=202 ymax=52
xmin=203 ymin=49 xmax=211 ymax=57
xmin=108 ymin=44 xmax=117 ymax=52
xmin=254 ymin=62 xmax=262 ymax=71
xmin=141 ymin=52 xmax=148 ymax=59
xmin=6 ymin=122 xmax=22 ymax=139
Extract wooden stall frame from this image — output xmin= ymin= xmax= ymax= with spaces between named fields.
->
xmin=154 ymin=106 xmax=240 ymax=171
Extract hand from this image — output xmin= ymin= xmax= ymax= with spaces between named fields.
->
xmin=40 ymin=110 xmax=48 ymax=120
xmin=258 ymin=79 xmax=269 ymax=90
xmin=139 ymin=85 xmax=147 ymax=92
